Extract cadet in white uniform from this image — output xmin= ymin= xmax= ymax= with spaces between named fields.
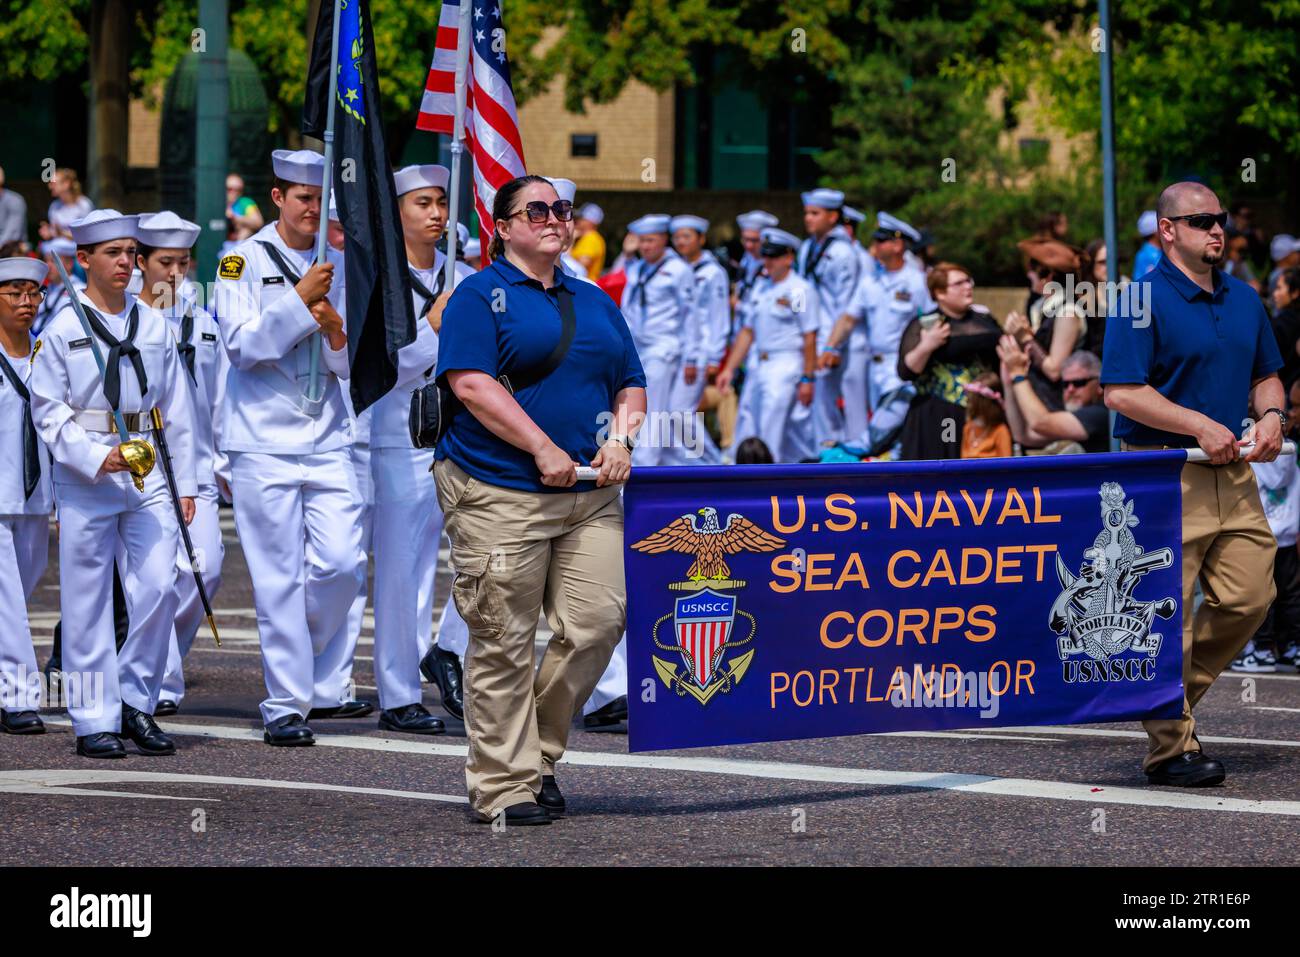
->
xmin=367 ymin=163 xmax=473 ymax=733
xmin=835 ymin=205 xmax=879 ymax=442
xmin=797 ymin=188 xmax=861 ymax=454
xmin=0 ymin=257 xmax=54 ymax=735
xmin=826 ymin=212 xmax=935 ymax=453
xmin=212 ymin=149 xmax=364 ymax=746
xmin=734 ymin=210 xmax=778 ymax=308
xmin=34 ymin=238 xmax=83 ymax=337
xmin=664 ymin=214 xmax=726 ymax=466
xmin=621 ymin=214 xmax=695 ymax=466
xmin=717 ymin=228 xmax=819 ymax=463
xmin=31 ymin=210 xmax=199 ymax=758
xmin=128 ymin=213 xmax=229 ymax=716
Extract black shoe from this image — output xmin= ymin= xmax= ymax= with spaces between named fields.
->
xmin=474 ymin=802 xmax=552 ymax=826
xmin=122 ymin=705 xmax=176 ymax=755
xmin=1146 ymin=750 xmax=1226 ymax=787
xmin=377 ymin=703 xmax=446 ymax=735
xmin=583 ymin=695 xmax=628 ymax=728
xmin=0 ymin=709 xmax=45 ymax=734
xmin=154 ymin=699 xmax=179 ymax=717
xmin=264 ymin=714 xmax=315 ymax=746
xmin=307 ymin=700 xmax=374 ymax=720
xmin=421 ymin=646 xmax=464 ymax=721
xmin=539 ymin=774 xmax=566 ymax=817
xmin=76 ymin=732 xmax=127 ymax=759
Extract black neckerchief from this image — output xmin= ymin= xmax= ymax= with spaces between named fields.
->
xmin=82 ymin=303 xmax=146 ymax=410
xmin=177 ymin=305 xmax=196 ymax=383
xmin=800 ymin=234 xmax=841 ymax=287
xmin=0 ymin=352 xmax=39 ymax=498
xmin=630 ymin=256 xmax=669 ymax=314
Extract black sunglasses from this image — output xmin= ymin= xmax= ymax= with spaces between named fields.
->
xmin=505 ymin=200 xmax=574 ymax=224
xmin=1166 ymin=211 xmax=1228 ymax=231
xmin=1062 ymin=376 xmax=1097 ymax=389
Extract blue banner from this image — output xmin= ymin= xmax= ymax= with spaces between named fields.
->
xmin=624 ymin=452 xmax=1187 ymax=752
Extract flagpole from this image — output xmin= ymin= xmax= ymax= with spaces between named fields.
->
xmin=443 ymin=0 xmax=474 ymax=291
xmin=308 ymin=0 xmax=344 ymax=404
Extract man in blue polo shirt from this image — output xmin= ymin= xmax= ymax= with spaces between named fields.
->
xmin=1103 ymin=180 xmax=1285 ymax=788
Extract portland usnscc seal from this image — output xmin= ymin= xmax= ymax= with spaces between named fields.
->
xmin=1049 ymin=482 xmax=1177 ymax=683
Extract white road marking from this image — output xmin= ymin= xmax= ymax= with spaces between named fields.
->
xmin=0 ymin=769 xmax=466 ymax=805
xmin=881 ymin=730 xmax=1064 ymax=743
xmin=996 ymin=725 xmax=1300 ymax=748
xmin=38 ymin=719 xmax=1300 ymax=817
xmin=1249 ymin=706 xmax=1300 ymax=714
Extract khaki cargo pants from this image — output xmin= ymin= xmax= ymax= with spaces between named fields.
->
xmin=1125 ymin=446 xmax=1276 ymax=769
xmin=435 ymin=459 xmax=626 ymax=817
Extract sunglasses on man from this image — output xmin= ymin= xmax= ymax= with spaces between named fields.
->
xmin=1166 ymin=211 xmax=1228 ymax=231
xmin=1062 ymin=375 xmax=1097 ymax=389
xmin=505 ymin=200 xmax=574 ymax=224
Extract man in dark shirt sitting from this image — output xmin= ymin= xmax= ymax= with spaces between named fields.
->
xmin=999 ymin=346 xmax=1109 ymax=453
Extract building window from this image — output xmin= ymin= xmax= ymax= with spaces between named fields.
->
xmin=570 ymin=134 xmax=598 ymax=158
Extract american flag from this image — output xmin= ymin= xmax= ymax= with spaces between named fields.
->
xmin=416 ymin=0 xmax=527 ymax=251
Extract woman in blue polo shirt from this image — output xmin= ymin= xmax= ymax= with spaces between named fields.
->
xmin=434 ymin=175 xmax=647 ymax=826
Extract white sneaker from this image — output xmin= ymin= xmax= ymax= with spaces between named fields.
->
xmin=1276 ymin=643 xmax=1300 ymax=673
xmin=1232 ymin=650 xmax=1277 ymax=673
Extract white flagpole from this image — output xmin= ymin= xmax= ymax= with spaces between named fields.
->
xmin=308 ymin=0 xmax=344 ymax=405
xmin=443 ymin=0 xmax=474 ymax=291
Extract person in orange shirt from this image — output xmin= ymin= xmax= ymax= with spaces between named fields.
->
xmin=960 ymin=373 xmax=1013 ymax=458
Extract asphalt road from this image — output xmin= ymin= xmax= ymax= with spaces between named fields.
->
xmin=4 ymin=509 xmax=1300 ymax=866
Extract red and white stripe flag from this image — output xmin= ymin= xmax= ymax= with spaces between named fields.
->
xmin=416 ymin=0 xmax=527 ymax=251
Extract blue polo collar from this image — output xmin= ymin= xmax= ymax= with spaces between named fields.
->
xmin=489 ymin=254 xmax=573 ymax=292
xmin=1156 ymin=253 xmax=1224 ymax=303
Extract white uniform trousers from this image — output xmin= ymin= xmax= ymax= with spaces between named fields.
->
xmin=338 ymin=443 xmax=374 ymax=705
xmin=56 ymin=473 xmax=180 ymax=736
xmin=371 ymin=445 xmax=443 ymax=709
xmin=731 ymin=352 xmax=807 ymax=463
xmin=661 ymin=374 xmax=720 ymax=466
xmin=812 ymin=327 xmax=846 ymax=448
xmin=841 ymin=327 xmax=871 ymax=442
xmin=582 ymin=634 xmax=627 ymax=715
xmin=866 ymin=351 xmax=914 ymax=452
xmin=160 ymin=485 xmax=224 ymax=704
xmin=0 ymin=515 xmax=48 ymax=711
xmin=436 ymin=597 xmax=469 ymax=657
xmin=632 ymin=353 xmax=680 ymax=467
xmin=230 ymin=450 xmax=365 ymax=726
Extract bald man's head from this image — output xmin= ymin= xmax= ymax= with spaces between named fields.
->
xmin=1156 ymin=181 xmax=1226 ymax=271
xmin=1156 ymin=181 xmax=1219 ymax=221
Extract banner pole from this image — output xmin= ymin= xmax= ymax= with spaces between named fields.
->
xmin=443 ymin=0 xmax=474 ymax=291
xmin=1185 ymin=441 xmax=1295 ymax=464
xmin=308 ymin=0 xmax=344 ymax=404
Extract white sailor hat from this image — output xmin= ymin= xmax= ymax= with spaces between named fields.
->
xmin=135 ymin=211 xmax=201 ymax=249
xmin=1271 ymin=233 xmax=1300 ymax=261
xmin=40 ymin=238 xmax=77 ymax=258
xmin=69 ymin=209 xmax=140 ymax=246
xmin=736 ymin=210 xmax=778 ymax=232
xmin=394 ymin=164 xmax=450 ymax=197
xmin=841 ymin=205 xmax=866 ymax=225
xmin=543 ymin=177 xmax=577 ymax=204
xmin=578 ymin=203 xmax=604 ymax=225
xmin=1137 ymin=210 xmax=1158 ymax=237
xmin=800 ymin=188 xmax=845 ymax=210
xmin=759 ymin=227 xmax=800 ymax=254
xmin=272 ymin=148 xmax=326 ymax=187
xmin=0 ymin=256 xmax=49 ymax=285
xmin=629 ymin=214 xmax=672 ymax=236
xmin=670 ymin=215 xmax=709 ymax=235
xmin=463 ymin=238 xmax=481 ymax=260
xmin=873 ymin=211 xmax=921 ymax=243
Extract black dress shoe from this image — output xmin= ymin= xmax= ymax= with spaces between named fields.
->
xmin=76 ymin=732 xmax=127 ymax=759
xmin=583 ymin=694 xmax=628 ymax=728
xmin=154 ymin=700 xmax=179 ymax=717
xmin=421 ymin=646 xmax=465 ymax=720
xmin=377 ymin=703 xmax=446 ymax=735
xmin=539 ymin=774 xmax=565 ymax=817
xmin=122 ymin=705 xmax=176 ymax=756
xmin=1 ymin=709 xmax=45 ymax=734
xmin=1146 ymin=750 xmax=1226 ymax=787
xmin=264 ymin=714 xmax=316 ymax=746
xmin=307 ymin=700 xmax=374 ymax=720
xmin=474 ymin=802 xmax=552 ymax=826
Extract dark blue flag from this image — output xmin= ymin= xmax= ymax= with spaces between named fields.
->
xmin=303 ymin=0 xmax=413 ymax=414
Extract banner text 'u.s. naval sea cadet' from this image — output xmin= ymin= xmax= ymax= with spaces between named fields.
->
xmin=31 ymin=210 xmax=199 ymax=759
xmin=130 ymin=211 xmax=230 ymax=716
xmin=213 ymin=148 xmax=364 ymax=747
xmin=717 ymin=228 xmax=819 ymax=462
xmin=0 ymin=256 xmax=54 ymax=735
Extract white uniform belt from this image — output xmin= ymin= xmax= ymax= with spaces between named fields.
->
xmin=72 ymin=409 xmax=159 ymax=433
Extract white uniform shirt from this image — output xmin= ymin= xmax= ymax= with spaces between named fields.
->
xmin=620 ymin=251 xmax=695 ymax=362
xmin=368 ymin=253 xmax=474 ymax=450
xmin=162 ymin=289 xmax=229 ymax=487
xmin=0 ymin=351 xmax=53 ymax=514
xmin=686 ymin=251 xmax=730 ymax=369
xmin=34 ymin=275 xmax=85 ymax=338
xmin=213 ymin=222 xmax=352 ymax=456
xmin=743 ymin=271 xmax=819 ymax=354
xmin=31 ymin=291 xmax=199 ymax=497
xmin=797 ymin=225 xmax=861 ymax=339
xmin=847 ymin=264 xmax=935 ymax=357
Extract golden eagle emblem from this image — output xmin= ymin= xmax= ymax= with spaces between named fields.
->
xmin=631 ymin=506 xmax=786 ymax=586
